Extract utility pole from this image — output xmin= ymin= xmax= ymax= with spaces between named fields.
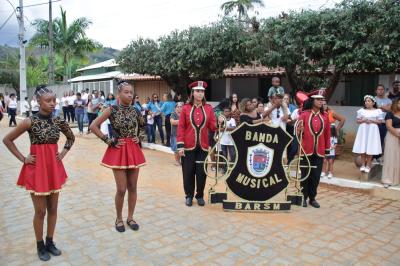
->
xmin=17 ymin=0 xmax=27 ymax=115
xmin=48 ymin=0 xmax=55 ymax=85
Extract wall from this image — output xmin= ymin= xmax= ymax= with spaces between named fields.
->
xmin=210 ymin=79 xmax=226 ymax=101
xmin=133 ymin=80 xmax=173 ymax=102
xmin=0 ymin=85 xmax=17 ymax=96
xmin=231 ymin=78 xmax=259 ymax=100
xmin=26 ymin=84 xmax=71 ymax=100
xmin=328 ymin=75 xmax=346 ymax=106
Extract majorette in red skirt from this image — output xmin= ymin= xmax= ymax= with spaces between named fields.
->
xmin=17 ymin=144 xmax=67 ymax=195
xmin=101 ymin=138 xmax=146 ymax=169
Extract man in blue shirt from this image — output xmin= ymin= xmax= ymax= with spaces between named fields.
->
xmin=161 ymin=93 xmax=176 ymax=147
xmin=147 ymin=93 xmax=164 ymax=144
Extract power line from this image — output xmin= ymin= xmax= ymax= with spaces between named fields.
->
xmin=22 ymin=0 xmax=61 ymax=8
xmin=0 ymin=11 xmax=14 ymax=30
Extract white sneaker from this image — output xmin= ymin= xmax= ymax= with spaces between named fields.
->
xmin=371 ymin=159 xmax=379 ymax=165
xmin=364 ymin=166 xmax=370 ymax=173
xmin=360 ymin=166 xmax=366 ymax=172
xmin=321 ymin=172 xmax=326 ymax=177
xmin=327 ymin=172 xmax=333 ymax=179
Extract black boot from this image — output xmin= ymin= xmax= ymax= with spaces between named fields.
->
xmin=45 ymin=236 xmax=62 ymax=256
xmin=37 ymin=240 xmax=50 ymax=261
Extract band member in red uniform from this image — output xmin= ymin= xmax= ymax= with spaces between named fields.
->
xmin=90 ymin=81 xmax=146 ymax=232
xmin=298 ymin=89 xmax=330 ymax=208
xmin=3 ymin=85 xmax=75 ymax=261
xmin=177 ymin=81 xmax=218 ymax=207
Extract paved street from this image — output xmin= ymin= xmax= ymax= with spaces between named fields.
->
xmin=0 ymin=120 xmax=400 ymax=266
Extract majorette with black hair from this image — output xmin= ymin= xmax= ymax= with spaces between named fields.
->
xmin=89 ymin=80 xmax=146 ymax=233
xmin=2 ymin=85 xmax=75 ymax=261
xmin=177 ymin=81 xmax=219 ymax=207
xmin=298 ymin=89 xmax=330 ymax=208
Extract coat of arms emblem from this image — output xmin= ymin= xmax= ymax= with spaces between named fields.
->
xmin=247 ymin=143 xmax=274 ymax=178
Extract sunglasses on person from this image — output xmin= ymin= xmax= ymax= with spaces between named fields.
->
xmin=276 ymin=109 xmax=280 ymax=118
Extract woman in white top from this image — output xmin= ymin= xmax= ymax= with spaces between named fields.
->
xmin=31 ymin=95 xmax=39 ymax=115
xmin=67 ymin=91 xmax=76 ymax=123
xmin=61 ymin=92 xmax=69 ymax=121
xmin=22 ymin=96 xmax=30 ymax=117
xmin=8 ymin=93 xmax=18 ymax=127
xmin=352 ymin=95 xmax=385 ymax=173
xmin=53 ymin=95 xmax=61 ymax=117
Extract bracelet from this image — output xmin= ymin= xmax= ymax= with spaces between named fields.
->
xmin=101 ymin=135 xmax=118 ymax=147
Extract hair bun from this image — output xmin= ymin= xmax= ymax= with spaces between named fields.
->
xmin=35 ymin=85 xmax=47 ymax=94
xmin=35 ymin=85 xmax=53 ymax=97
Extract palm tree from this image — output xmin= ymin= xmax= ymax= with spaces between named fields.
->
xmin=30 ymin=7 xmax=100 ymax=82
xmin=220 ymin=0 xmax=264 ymax=20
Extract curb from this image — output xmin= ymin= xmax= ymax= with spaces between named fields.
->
xmin=147 ymin=141 xmax=400 ymax=196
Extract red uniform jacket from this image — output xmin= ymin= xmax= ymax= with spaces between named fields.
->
xmin=177 ymin=103 xmax=217 ymax=152
xmin=299 ymin=109 xmax=331 ymax=157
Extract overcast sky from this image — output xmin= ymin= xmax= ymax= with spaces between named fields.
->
xmin=1 ymin=0 xmax=341 ymax=50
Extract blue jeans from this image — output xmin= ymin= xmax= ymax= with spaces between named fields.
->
xmin=153 ymin=115 xmax=164 ymax=143
xmin=83 ymin=108 xmax=89 ymax=124
xmin=75 ymin=112 xmax=84 ymax=133
xmin=147 ymin=124 xmax=155 ymax=143
xmin=170 ymin=136 xmax=177 ymax=152
xmin=52 ymin=109 xmax=60 ymax=117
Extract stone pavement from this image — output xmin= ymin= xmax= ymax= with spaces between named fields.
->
xmin=0 ymin=120 xmax=400 ymax=265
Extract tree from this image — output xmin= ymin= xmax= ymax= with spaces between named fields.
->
xmin=30 ymin=7 xmax=101 ymax=82
xmin=26 ymin=55 xmax=48 ymax=88
xmin=221 ymin=0 xmax=264 ymax=20
xmin=118 ymin=19 xmax=257 ymax=95
xmin=0 ymin=52 xmax=19 ymax=92
xmin=258 ymin=0 xmax=400 ymax=99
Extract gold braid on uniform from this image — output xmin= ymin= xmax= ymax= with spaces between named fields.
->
xmin=29 ymin=114 xmax=75 ymax=150
xmin=109 ymin=104 xmax=143 ymax=140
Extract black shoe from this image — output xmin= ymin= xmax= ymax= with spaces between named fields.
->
xmin=185 ymin=197 xmax=193 ymax=207
xmin=197 ymin=198 xmax=205 ymax=206
xmin=309 ymin=200 xmax=320 ymax=208
xmin=45 ymin=237 xmax=61 ymax=256
xmin=302 ymin=198 xmax=308 ymax=207
xmin=37 ymin=241 xmax=50 ymax=261
xmin=115 ymin=219 xmax=125 ymax=232
xmin=126 ymin=219 xmax=139 ymax=231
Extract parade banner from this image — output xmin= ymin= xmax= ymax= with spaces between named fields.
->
xmin=206 ymin=122 xmax=301 ymax=212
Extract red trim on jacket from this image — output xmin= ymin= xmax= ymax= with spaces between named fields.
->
xmin=177 ymin=103 xmax=217 ymax=151
xmin=299 ymin=110 xmax=331 ymax=157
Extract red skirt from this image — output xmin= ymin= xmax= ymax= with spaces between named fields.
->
xmin=101 ymin=138 xmax=146 ymax=169
xmin=17 ymin=144 xmax=67 ymax=195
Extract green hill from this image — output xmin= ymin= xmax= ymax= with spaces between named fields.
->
xmin=88 ymin=47 xmax=119 ymax=63
xmin=0 ymin=45 xmax=119 ymax=64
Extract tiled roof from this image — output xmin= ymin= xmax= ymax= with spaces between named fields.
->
xmin=223 ymin=65 xmax=286 ymax=77
xmin=118 ymin=74 xmax=163 ymax=81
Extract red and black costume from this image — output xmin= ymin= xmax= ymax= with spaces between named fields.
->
xmin=101 ymin=104 xmax=146 ymax=169
xmin=298 ymin=109 xmax=330 ymax=202
xmin=177 ymin=83 xmax=217 ymax=200
xmin=17 ymin=113 xmax=75 ymax=195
